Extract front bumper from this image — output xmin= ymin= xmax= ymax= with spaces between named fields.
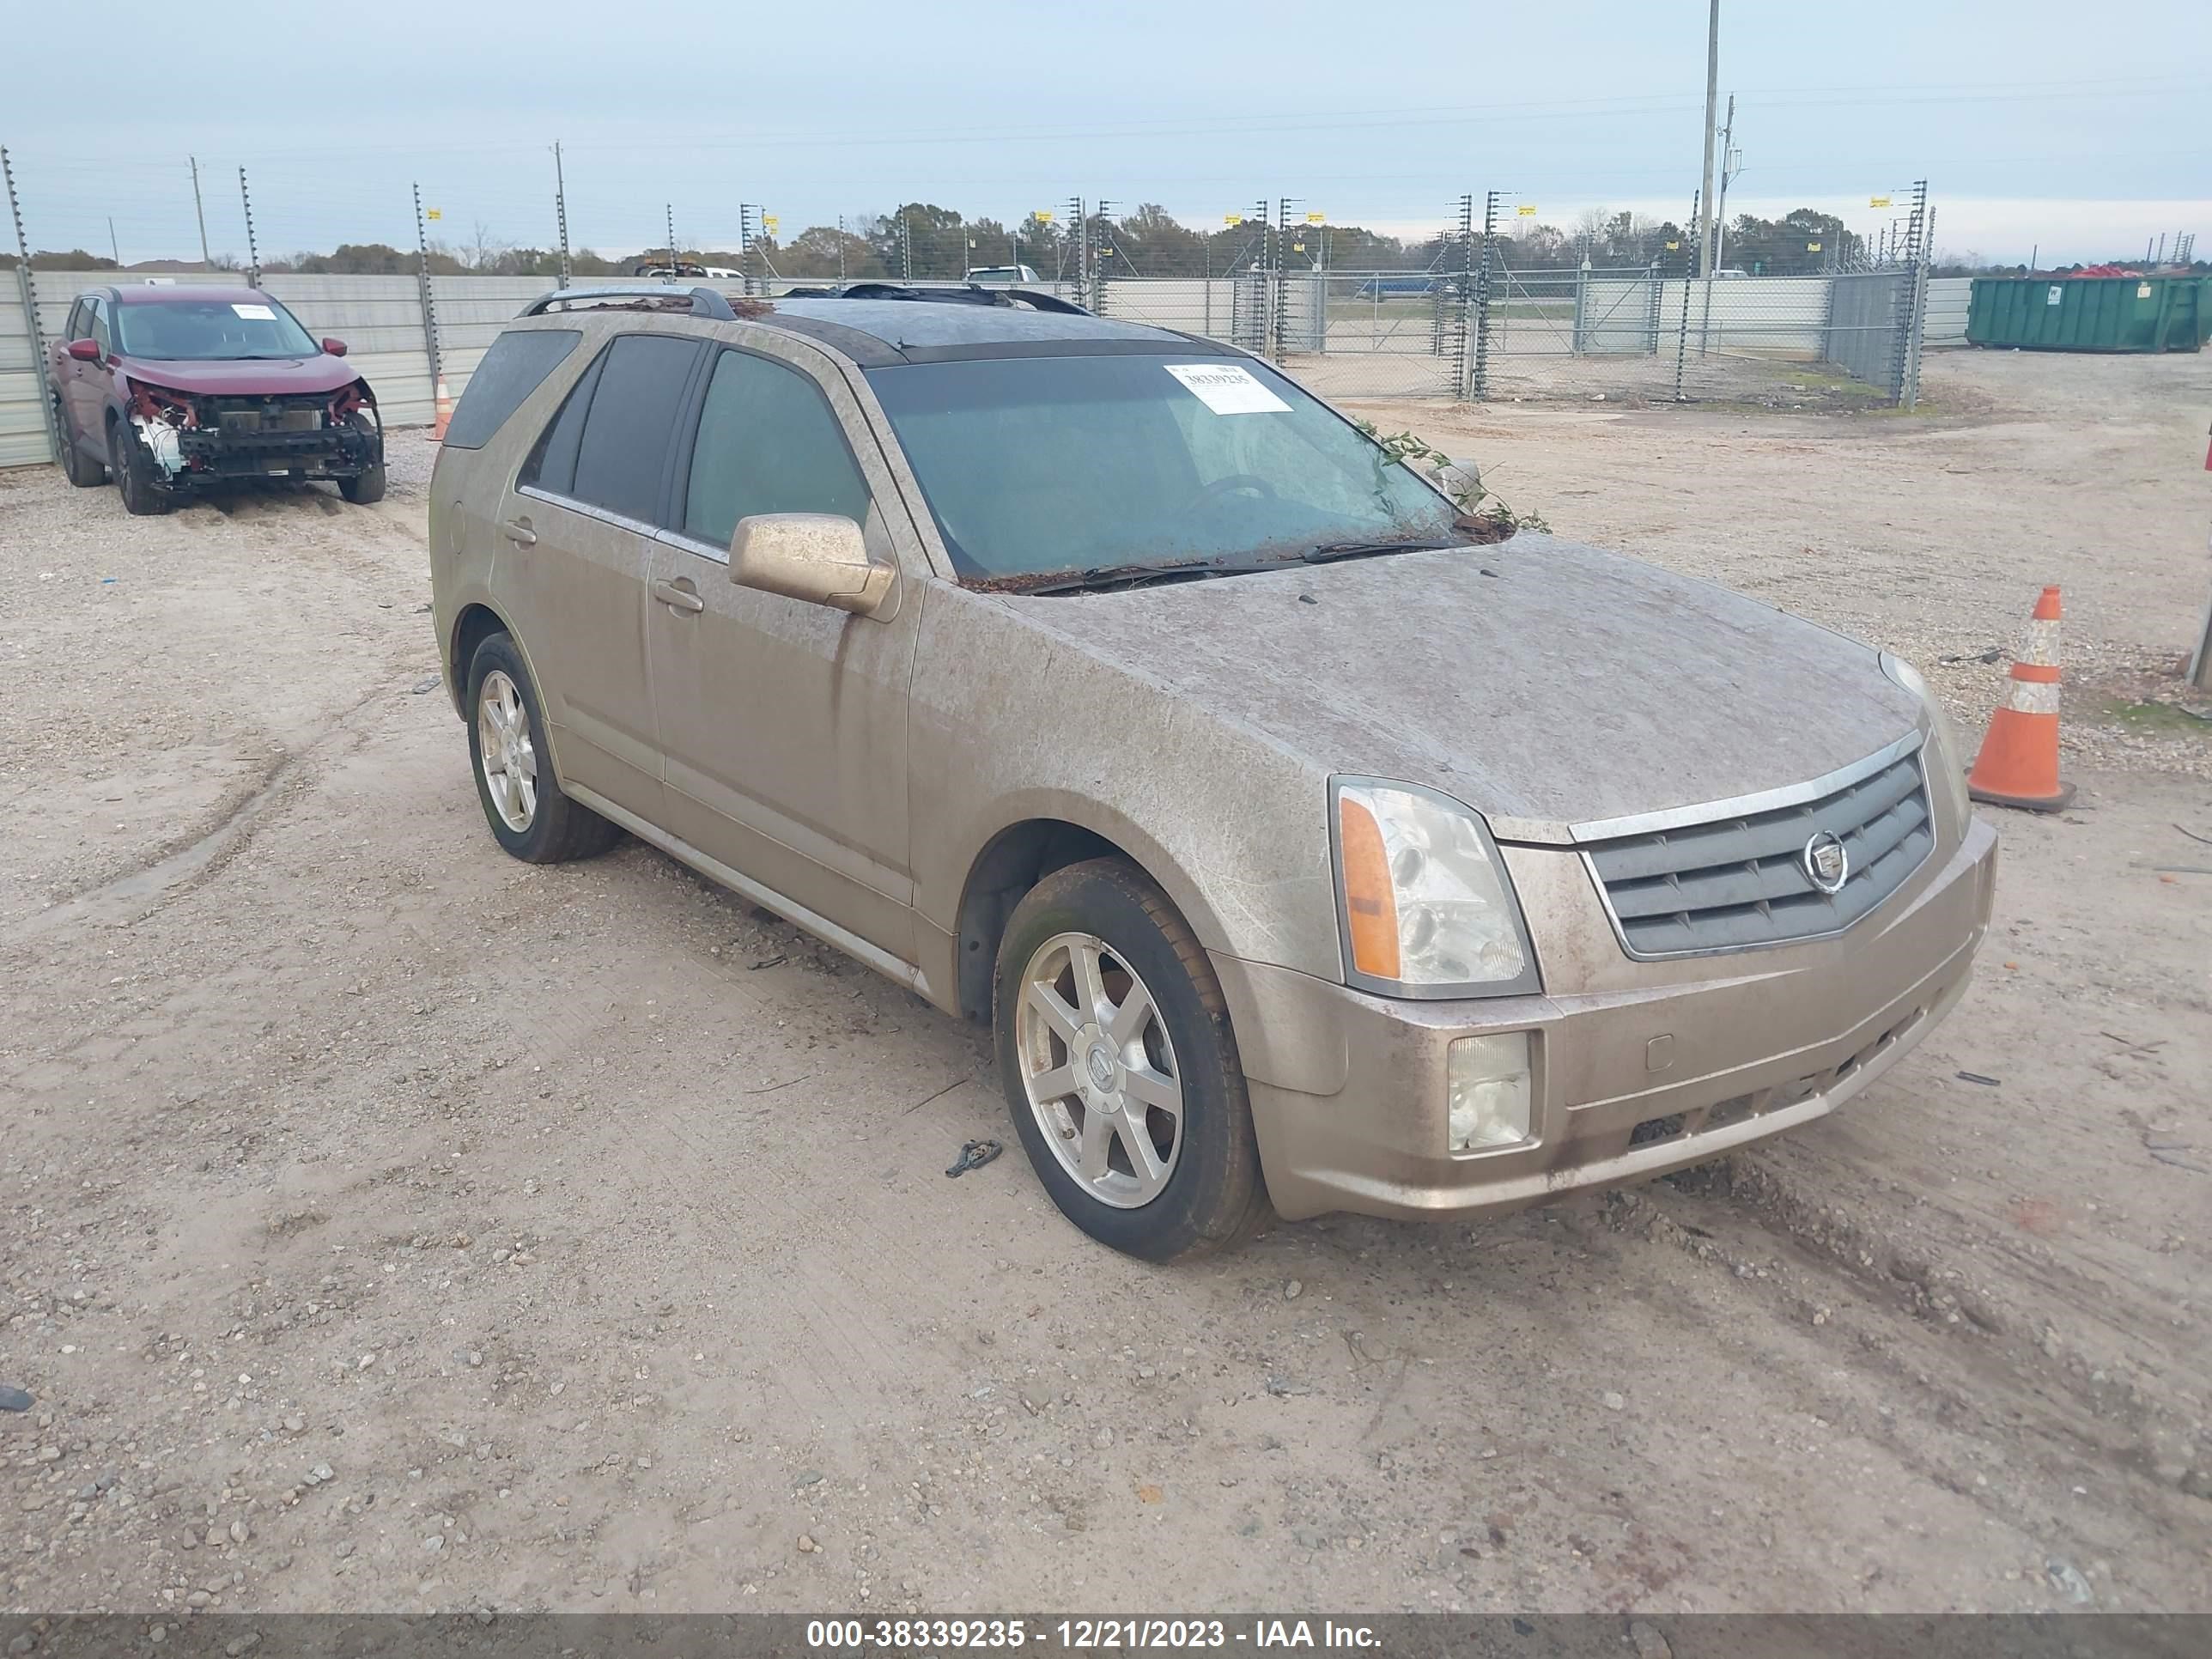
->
xmin=1213 ymin=814 xmax=1998 ymax=1222
xmin=173 ymin=423 xmax=381 ymax=481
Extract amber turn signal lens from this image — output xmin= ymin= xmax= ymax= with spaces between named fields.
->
xmin=1339 ymin=793 xmax=1401 ymax=981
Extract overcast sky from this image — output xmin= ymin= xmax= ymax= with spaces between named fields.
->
xmin=8 ymin=0 xmax=2208 ymax=264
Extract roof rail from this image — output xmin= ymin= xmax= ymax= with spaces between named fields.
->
xmin=777 ymin=281 xmax=1091 ymax=317
xmin=518 ymin=285 xmax=738 ymax=321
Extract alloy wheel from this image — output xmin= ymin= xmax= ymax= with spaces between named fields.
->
xmin=476 ymin=669 xmax=538 ymax=831
xmin=1013 ymin=931 xmax=1185 ymax=1208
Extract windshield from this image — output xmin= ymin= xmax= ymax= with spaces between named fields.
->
xmin=864 ymin=354 xmax=1461 ymax=583
xmin=112 ymin=299 xmax=321 ymax=361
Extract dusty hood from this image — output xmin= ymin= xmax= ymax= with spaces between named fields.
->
xmin=998 ymin=535 xmax=1923 ymax=836
xmin=116 ymin=354 xmax=363 ymax=398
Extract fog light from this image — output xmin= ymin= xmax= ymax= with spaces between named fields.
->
xmin=1447 ymin=1032 xmax=1532 ymax=1152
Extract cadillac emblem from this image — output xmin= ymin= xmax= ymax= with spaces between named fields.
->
xmin=1802 ymin=831 xmax=1850 ymax=895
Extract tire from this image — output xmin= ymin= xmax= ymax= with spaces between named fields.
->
xmin=338 ymin=464 xmax=386 ymax=505
xmin=54 ymin=394 xmax=106 ymax=486
xmin=108 ymin=416 xmax=173 ymax=517
xmin=464 ymin=631 xmax=623 ymax=864
xmin=994 ymin=858 xmax=1267 ymax=1261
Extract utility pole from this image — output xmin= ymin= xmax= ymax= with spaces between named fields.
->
xmin=188 ymin=155 xmax=210 ymax=268
xmin=1711 ymin=95 xmax=1738 ymax=270
xmin=1699 ymin=93 xmax=1737 ymax=353
xmin=837 ymin=214 xmax=848 ymax=283
xmin=552 ymin=141 xmax=571 ymax=290
xmin=1698 ymin=0 xmax=1720 ymax=280
xmin=665 ymin=204 xmax=678 ymax=279
xmin=239 ymin=167 xmax=260 ymax=288
xmin=107 ymin=216 xmax=119 ymax=267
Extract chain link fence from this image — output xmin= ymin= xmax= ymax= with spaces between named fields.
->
xmin=2 ymin=148 xmax=1938 ymax=469
xmin=1077 ymin=185 xmax=1933 ymax=410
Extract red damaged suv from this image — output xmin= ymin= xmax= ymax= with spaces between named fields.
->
xmin=47 ymin=284 xmax=386 ymax=514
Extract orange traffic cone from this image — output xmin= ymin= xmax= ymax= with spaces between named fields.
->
xmin=427 ymin=373 xmax=454 ymax=442
xmin=1966 ymin=585 xmax=2074 ymax=811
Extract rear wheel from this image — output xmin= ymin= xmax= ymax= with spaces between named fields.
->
xmin=465 ymin=631 xmax=622 ymax=864
xmin=108 ymin=416 xmax=173 ymax=517
xmin=54 ymin=394 xmax=106 ymax=486
xmin=994 ymin=859 xmax=1267 ymax=1261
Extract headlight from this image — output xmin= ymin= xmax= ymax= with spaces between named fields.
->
xmin=1881 ymin=652 xmax=1971 ymax=826
xmin=1333 ymin=778 xmax=1539 ymax=997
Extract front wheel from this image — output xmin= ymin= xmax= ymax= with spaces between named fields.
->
xmin=338 ymin=463 xmax=386 ymax=505
xmin=994 ymin=859 xmax=1267 ymax=1261
xmin=109 ymin=417 xmax=173 ymax=516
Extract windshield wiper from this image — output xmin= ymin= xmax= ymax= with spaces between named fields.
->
xmin=1000 ymin=539 xmax=1463 ymax=594
xmin=1015 ymin=561 xmax=1273 ymax=596
xmin=1299 ymin=538 xmax=1459 ymax=565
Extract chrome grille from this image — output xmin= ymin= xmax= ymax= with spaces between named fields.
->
xmin=1582 ymin=747 xmax=1935 ymax=957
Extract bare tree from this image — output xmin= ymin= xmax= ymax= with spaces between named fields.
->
xmin=461 ymin=218 xmax=514 ymax=274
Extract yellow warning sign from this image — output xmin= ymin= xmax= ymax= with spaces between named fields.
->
xmin=763 ymin=215 xmax=780 ymax=232
xmin=1292 ymin=242 xmax=1305 ymax=252
xmin=1305 ymin=211 xmax=1325 ymax=224
xmin=1807 ymin=240 xmax=1822 ymax=252
xmin=425 ymin=208 xmax=442 ymax=222
xmin=1869 ymin=196 xmax=1893 ymax=208
xmin=1034 ymin=210 xmax=1054 ymax=223
xmin=1223 ymin=213 xmax=1243 ymax=226
xmin=1516 ymin=204 xmax=1538 ymax=216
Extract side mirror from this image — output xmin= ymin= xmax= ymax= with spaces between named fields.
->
xmin=730 ymin=514 xmax=895 ymax=618
xmin=66 ymin=338 xmax=101 ymax=362
xmin=321 ymin=337 xmax=348 ymax=357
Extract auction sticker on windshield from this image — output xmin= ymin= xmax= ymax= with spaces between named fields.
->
xmin=231 ymin=303 xmax=277 ymax=320
xmin=1164 ymin=362 xmax=1291 ymax=416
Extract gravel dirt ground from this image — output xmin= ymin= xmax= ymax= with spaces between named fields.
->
xmin=2 ymin=348 xmax=2208 ymax=1621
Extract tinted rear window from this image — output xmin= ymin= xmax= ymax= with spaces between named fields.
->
xmin=568 ymin=335 xmax=702 ymax=523
xmin=521 ymin=351 xmax=603 ymax=498
xmin=442 ymin=329 xmax=580 ymax=449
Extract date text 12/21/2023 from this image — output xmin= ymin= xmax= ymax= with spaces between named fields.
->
xmin=805 ymin=1620 xmax=1382 ymax=1651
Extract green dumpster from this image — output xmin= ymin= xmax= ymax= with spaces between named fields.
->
xmin=1967 ymin=274 xmax=2203 ymax=352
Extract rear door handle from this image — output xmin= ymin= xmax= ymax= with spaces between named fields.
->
xmin=501 ymin=518 xmax=537 ymax=546
xmin=653 ymin=577 xmax=705 ymax=614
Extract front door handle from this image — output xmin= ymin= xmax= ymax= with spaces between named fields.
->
xmin=653 ymin=577 xmax=705 ymax=614
xmin=501 ymin=518 xmax=537 ymax=546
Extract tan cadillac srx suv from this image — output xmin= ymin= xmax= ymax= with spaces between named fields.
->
xmin=428 ymin=282 xmax=1998 ymax=1261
